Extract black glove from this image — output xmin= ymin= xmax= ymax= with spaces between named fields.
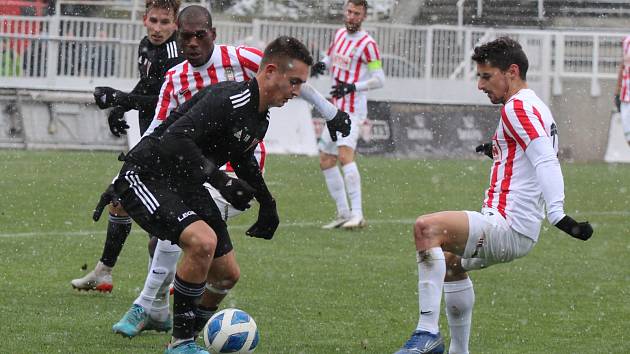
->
xmin=107 ymin=107 xmax=129 ymax=137
xmin=615 ymin=94 xmax=621 ymax=112
xmin=93 ymin=184 xmax=119 ymax=222
xmin=94 ymin=86 xmax=129 ymax=109
xmin=330 ymin=81 xmax=356 ymax=99
xmin=246 ymin=199 xmax=279 ymax=240
xmin=475 ymin=142 xmax=493 ymax=159
xmin=326 ymin=109 xmax=351 ymax=142
xmin=209 ymin=170 xmax=256 ymax=211
xmin=310 ymin=61 xmax=327 ymax=77
xmin=554 ymin=215 xmax=593 ymax=241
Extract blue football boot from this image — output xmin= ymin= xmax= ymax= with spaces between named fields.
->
xmin=164 ymin=340 xmax=209 ymax=354
xmin=394 ymin=330 xmax=445 ymax=354
xmin=112 ymin=304 xmax=149 ymax=338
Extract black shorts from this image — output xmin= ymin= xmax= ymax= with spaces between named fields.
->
xmin=114 ymin=163 xmax=233 ymax=258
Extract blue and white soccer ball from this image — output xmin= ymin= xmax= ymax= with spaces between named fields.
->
xmin=203 ymin=308 xmax=259 ymax=354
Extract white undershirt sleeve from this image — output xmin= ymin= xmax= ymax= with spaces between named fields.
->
xmin=299 ymin=83 xmax=337 ymax=121
xmin=321 ymin=56 xmax=331 ymax=68
xmin=354 ymin=68 xmax=385 ymax=92
xmin=525 ymin=137 xmax=566 ymax=225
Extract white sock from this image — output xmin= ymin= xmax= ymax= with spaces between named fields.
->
xmin=415 ymin=247 xmax=446 ymax=334
xmin=134 ymin=239 xmax=181 ymax=311
xmin=323 ymin=166 xmax=350 ymax=217
xmin=342 ymin=162 xmax=362 ymax=219
xmin=444 ymin=278 xmax=474 ymax=354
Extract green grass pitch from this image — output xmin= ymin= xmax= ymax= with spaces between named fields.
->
xmin=0 ymin=150 xmax=628 ymax=353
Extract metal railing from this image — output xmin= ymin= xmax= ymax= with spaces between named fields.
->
xmin=0 ymin=15 xmax=625 ymax=101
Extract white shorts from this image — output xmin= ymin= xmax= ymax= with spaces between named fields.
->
xmin=318 ymin=112 xmax=365 ymax=155
xmin=204 ymin=182 xmax=245 ymax=221
xmin=621 ymin=102 xmax=630 ymax=141
xmin=461 ymin=209 xmax=535 ymax=271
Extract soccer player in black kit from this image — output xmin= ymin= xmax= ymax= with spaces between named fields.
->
xmin=110 ymin=36 xmax=350 ymax=354
xmin=72 ymin=0 xmax=184 ymax=292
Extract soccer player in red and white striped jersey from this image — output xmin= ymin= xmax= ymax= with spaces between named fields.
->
xmin=112 ymin=6 xmax=349 ymax=344
xmin=394 ymin=38 xmax=593 ymax=354
xmin=311 ymin=0 xmax=385 ymax=230
xmin=614 ymin=35 xmax=630 ymax=145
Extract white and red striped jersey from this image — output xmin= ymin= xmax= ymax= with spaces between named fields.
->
xmin=483 ymin=89 xmax=559 ymax=241
xmin=620 ymin=35 xmax=630 ymax=102
xmin=145 ymin=44 xmax=265 ymax=172
xmin=325 ymin=28 xmax=381 ymax=114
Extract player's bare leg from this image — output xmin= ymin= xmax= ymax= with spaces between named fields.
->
xmin=320 ymin=152 xmax=351 ymax=229
xmin=167 ymin=221 xmax=216 ymax=354
xmin=193 ymin=250 xmax=241 ymax=336
xmin=337 ymin=145 xmax=364 ymax=229
xmin=396 ymin=211 xmax=469 ymax=354
xmin=444 ymin=252 xmax=474 ymax=354
xmin=71 ymin=203 xmax=130 ymax=292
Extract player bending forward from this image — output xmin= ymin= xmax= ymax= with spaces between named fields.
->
xmin=394 ymin=37 xmax=593 ymax=354
xmin=109 ymin=5 xmax=351 ymax=339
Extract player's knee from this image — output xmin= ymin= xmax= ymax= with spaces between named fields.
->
xmin=108 ymin=203 xmax=128 ymax=216
xmin=319 ymin=153 xmax=337 ymax=170
xmin=414 ymin=216 xmax=433 ymax=240
xmin=183 ymin=229 xmax=217 ymax=260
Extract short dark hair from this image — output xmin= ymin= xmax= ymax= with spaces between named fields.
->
xmin=348 ymin=0 xmax=368 ymax=10
xmin=261 ymin=36 xmax=314 ymax=69
xmin=177 ymin=5 xmax=212 ymax=28
xmin=471 ymin=37 xmax=529 ymax=80
xmin=145 ymin=0 xmax=180 ymax=16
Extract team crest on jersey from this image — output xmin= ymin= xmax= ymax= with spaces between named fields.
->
xmin=224 ymin=66 xmax=236 ymax=81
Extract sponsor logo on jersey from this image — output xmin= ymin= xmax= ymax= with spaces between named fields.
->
xmin=178 ymin=88 xmax=190 ymax=98
xmin=332 ymin=53 xmax=352 ymax=71
xmin=225 ymin=66 xmax=236 ymax=81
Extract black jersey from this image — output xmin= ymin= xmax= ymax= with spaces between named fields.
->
xmin=125 ymin=78 xmax=272 ymax=202
xmin=130 ymin=32 xmax=184 ymax=134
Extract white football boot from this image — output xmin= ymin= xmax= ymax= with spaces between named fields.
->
xmin=322 ymin=213 xmax=351 ymax=229
xmin=341 ymin=215 xmax=366 ymax=229
xmin=71 ymin=261 xmax=113 ymax=292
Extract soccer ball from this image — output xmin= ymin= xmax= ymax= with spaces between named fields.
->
xmin=203 ymin=308 xmax=259 ymax=353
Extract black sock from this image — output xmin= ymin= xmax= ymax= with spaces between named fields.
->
xmin=148 ymin=235 xmax=158 ymax=259
xmin=172 ymin=274 xmax=205 ymax=340
xmin=194 ymin=304 xmax=218 ymax=336
xmin=99 ymin=213 xmax=132 ymax=267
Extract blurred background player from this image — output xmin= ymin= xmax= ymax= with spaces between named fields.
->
xmin=109 ymin=5 xmax=351 ymax=338
xmin=614 ymin=34 xmax=630 ymax=146
xmin=311 ymin=0 xmax=385 ymax=230
xmin=394 ymin=37 xmax=593 ymax=354
xmin=71 ymin=0 xmax=184 ymax=292
xmin=110 ymin=35 xmax=316 ymax=354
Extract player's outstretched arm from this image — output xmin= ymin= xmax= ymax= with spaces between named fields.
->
xmin=525 ymin=137 xmax=593 ymax=241
xmin=94 ymin=86 xmax=158 ymax=112
xmin=299 ymin=83 xmax=351 ymax=141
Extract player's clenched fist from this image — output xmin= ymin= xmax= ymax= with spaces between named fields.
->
xmin=209 ymin=170 xmax=255 ymax=211
xmin=554 ymin=215 xmax=593 ymax=241
xmin=94 ymin=86 xmax=128 ymax=109
xmin=246 ymin=198 xmax=279 ymax=240
xmin=326 ymin=109 xmax=352 ymax=142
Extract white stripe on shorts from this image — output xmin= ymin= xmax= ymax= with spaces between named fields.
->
xmin=124 ymin=171 xmax=160 ymax=214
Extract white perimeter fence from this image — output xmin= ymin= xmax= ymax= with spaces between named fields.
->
xmin=0 ymin=15 xmax=625 ymax=104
